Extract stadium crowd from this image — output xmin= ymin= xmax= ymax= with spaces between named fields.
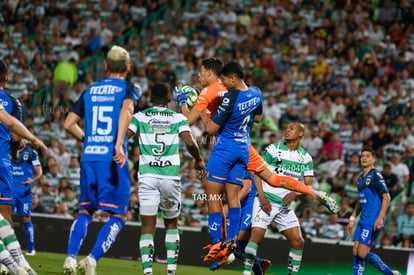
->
xmin=1 ymin=0 xmax=414 ymax=247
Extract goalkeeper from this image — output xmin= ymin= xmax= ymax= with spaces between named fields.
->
xmin=173 ymin=58 xmax=339 ymax=265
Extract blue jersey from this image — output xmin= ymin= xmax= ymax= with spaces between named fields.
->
xmin=357 ymin=168 xmax=389 ymax=226
xmin=0 ymin=90 xmax=22 ymax=167
xmin=70 ymin=78 xmax=141 ymax=162
xmin=12 ymin=146 xmax=40 ymax=195
xmin=212 ymin=86 xmax=262 ymax=149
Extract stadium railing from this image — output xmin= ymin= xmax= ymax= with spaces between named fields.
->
xmin=385 ymin=190 xmax=405 ymax=236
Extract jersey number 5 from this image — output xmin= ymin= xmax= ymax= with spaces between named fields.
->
xmin=152 ymin=132 xmax=166 ymax=155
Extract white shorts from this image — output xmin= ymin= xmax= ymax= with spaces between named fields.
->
xmin=138 ymin=177 xmax=181 ymax=219
xmin=251 ymin=197 xmax=300 ymax=232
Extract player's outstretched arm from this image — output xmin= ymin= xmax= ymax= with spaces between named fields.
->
xmin=113 ymin=98 xmax=134 ymax=167
xmin=180 ymin=131 xmax=206 ymax=178
xmin=0 ymin=109 xmax=48 ymax=155
xmin=64 ymin=112 xmax=84 ymax=142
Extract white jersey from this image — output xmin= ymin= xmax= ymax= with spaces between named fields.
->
xmin=261 ymin=142 xmax=313 ymax=204
xmin=129 ymin=106 xmax=190 ymax=180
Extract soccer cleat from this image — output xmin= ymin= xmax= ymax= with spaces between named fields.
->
xmin=77 ymin=256 xmax=96 ymax=275
xmin=22 ymin=267 xmax=36 ymax=275
xmin=260 ymin=259 xmax=272 ymax=274
xmin=392 ymin=271 xmax=401 ymax=275
xmin=315 ymin=191 xmax=339 ymax=214
xmin=15 ymin=267 xmax=29 ymax=275
xmin=63 ymin=256 xmax=77 ymax=275
xmin=167 ymin=270 xmax=175 ymax=275
xmin=25 ymin=251 xmax=35 ymax=257
xmin=203 ymin=241 xmax=236 ymax=263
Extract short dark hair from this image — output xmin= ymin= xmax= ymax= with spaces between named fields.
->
xmin=0 ymin=60 xmax=8 ymax=83
xmin=202 ymin=58 xmax=222 ymax=77
xmin=221 ymin=61 xmax=244 ymax=79
xmin=361 ymin=146 xmax=376 ymax=157
xmin=150 ymin=83 xmax=169 ymax=104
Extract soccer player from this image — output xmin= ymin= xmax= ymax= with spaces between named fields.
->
xmin=347 ymin=147 xmax=400 ymax=275
xmin=174 ymin=58 xmax=338 ymax=261
xmin=243 ymin=121 xmax=314 ymax=275
xmin=0 ymin=59 xmax=47 ymax=275
xmin=62 ymin=45 xmax=142 ymax=275
xmin=11 ymin=136 xmax=43 ymax=256
xmin=128 ymin=83 xmax=205 ymax=275
xmin=202 ymin=61 xmax=263 ymax=262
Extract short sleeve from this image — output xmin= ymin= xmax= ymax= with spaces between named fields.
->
xmin=212 ymin=91 xmax=238 ymax=126
xmin=128 ymin=114 xmax=140 ymax=134
xmin=70 ymin=91 xmax=86 ymax=118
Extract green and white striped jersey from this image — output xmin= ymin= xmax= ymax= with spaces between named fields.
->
xmin=261 ymin=142 xmax=313 ymax=204
xmin=129 ymin=106 xmax=191 ymax=180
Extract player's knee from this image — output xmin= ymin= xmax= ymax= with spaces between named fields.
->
xmin=291 ymin=237 xmax=304 ymax=250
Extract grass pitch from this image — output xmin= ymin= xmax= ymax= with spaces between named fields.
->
xmin=25 ymin=251 xmax=406 ymax=275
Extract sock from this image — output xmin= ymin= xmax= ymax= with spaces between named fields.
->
xmin=90 ymin=216 xmax=124 ymax=262
xmin=208 ymin=212 xmax=223 ymax=243
xmin=0 ymin=240 xmax=20 ymax=274
xmin=237 ymin=239 xmax=248 ymax=254
xmin=226 ymin=208 xmax=241 ymax=242
xmin=67 ymin=213 xmax=92 ymax=258
xmin=267 ymin=174 xmax=314 ymax=196
xmin=0 ymin=218 xmax=28 ymax=268
xmin=353 ymin=255 xmax=365 ymax=275
xmin=165 ymin=229 xmax=180 ymax=272
xmin=244 ymin=242 xmax=259 ymax=273
xmin=365 ymin=252 xmax=394 ymax=275
xmin=287 ymin=248 xmax=303 ymax=274
xmin=23 ymin=221 xmax=35 ymax=252
xmin=140 ymin=234 xmax=154 ymax=275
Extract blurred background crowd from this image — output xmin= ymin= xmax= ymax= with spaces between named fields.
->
xmin=1 ymin=0 xmax=414 ymax=248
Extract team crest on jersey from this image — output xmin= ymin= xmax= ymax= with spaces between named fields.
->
xmin=298 ymin=154 xmax=304 ymax=163
xmin=23 ymin=153 xmax=29 ymax=161
xmin=365 ymin=177 xmax=371 ymax=186
xmin=254 ymin=214 xmax=260 ymax=223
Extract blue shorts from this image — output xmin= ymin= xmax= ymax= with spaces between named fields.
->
xmin=13 ymin=185 xmax=32 ymax=217
xmin=79 ymin=161 xmax=130 ymax=216
xmin=206 ymin=146 xmax=248 ymax=186
xmin=0 ymin=166 xmax=14 ymax=205
xmin=353 ymin=222 xmax=381 ymax=247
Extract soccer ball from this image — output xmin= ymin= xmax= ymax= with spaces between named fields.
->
xmin=181 ymin=85 xmax=196 ymax=95
xmin=226 ymin=253 xmax=236 ymax=264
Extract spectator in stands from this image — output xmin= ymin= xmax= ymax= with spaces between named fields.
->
xmin=392 ymin=202 xmax=414 ymax=248
xmin=319 ymin=214 xmax=344 ymax=240
xmin=37 ymin=181 xmax=60 ymax=214
xmin=389 ymin=153 xmax=410 ymax=191
xmin=52 ymin=58 xmax=78 ymax=108
xmin=31 ymin=193 xmax=46 ymax=214
xmin=61 ymin=186 xmax=78 ymax=217
xmin=322 ymin=132 xmax=344 ymax=161
xmin=300 ymin=206 xmax=320 ymax=240
xmin=382 ymin=163 xmax=402 ymax=200
xmin=370 ymin=123 xmax=392 ymax=154
xmin=383 ymin=134 xmax=406 ymax=161
xmin=45 ymin=163 xmax=63 ymax=191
